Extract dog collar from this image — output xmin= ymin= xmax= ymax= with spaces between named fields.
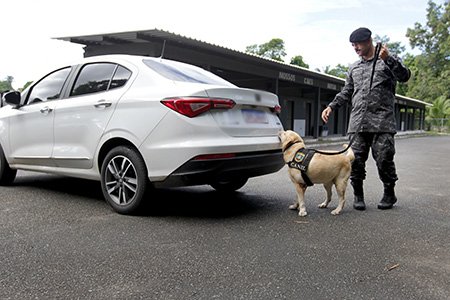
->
xmin=282 ymin=141 xmax=301 ymax=152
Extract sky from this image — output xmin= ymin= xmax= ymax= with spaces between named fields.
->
xmin=0 ymin=0 xmax=439 ymax=89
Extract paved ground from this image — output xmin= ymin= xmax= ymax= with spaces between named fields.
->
xmin=1 ymin=134 xmax=449 ymax=299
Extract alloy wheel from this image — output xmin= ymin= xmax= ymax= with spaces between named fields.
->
xmin=104 ymin=155 xmax=138 ymax=206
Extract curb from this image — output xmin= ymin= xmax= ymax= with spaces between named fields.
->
xmin=304 ymin=130 xmax=429 ymax=148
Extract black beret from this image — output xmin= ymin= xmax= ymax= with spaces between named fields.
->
xmin=349 ymin=27 xmax=372 ymax=43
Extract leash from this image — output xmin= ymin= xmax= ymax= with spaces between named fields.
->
xmin=313 ymin=42 xmax=382 ymax=156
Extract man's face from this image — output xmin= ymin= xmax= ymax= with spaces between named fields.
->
xmin=352 ymin=40 xmax=372 ymax=57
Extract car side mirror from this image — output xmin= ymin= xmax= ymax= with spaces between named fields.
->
xmin=2 ymin=91 xmax=21 ymax=107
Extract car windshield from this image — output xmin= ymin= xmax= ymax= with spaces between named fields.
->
xmin=143 ymin=59 xmax=232 ymax=86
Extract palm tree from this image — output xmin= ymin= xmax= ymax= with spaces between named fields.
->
xmin=426 ymin=96 xmax=450 ymax=132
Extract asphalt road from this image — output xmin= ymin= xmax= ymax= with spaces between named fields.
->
xmin=1 ymin=135 xmax=449 ymax=299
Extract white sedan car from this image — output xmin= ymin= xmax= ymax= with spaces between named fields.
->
xmin=0 ymin=54 xmax=284 ymax=214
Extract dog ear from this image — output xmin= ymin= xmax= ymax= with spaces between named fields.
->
xmin=290 ymin=131 xmax=301 ymax=141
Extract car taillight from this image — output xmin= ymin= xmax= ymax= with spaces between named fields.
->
xmin=161 ymin=97 xmax=235 ymax=118
xmin=273 ymin=105 xmax=281 ymax=114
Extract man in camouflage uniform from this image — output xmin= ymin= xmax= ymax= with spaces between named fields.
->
xmin=321 ymin=27 xmax=411 ymax=210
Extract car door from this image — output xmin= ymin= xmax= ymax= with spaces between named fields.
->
xmin=8 ymin=67 xmax=71 ymax=167
xmin=52 ymin=63 xmax=132 ymax=169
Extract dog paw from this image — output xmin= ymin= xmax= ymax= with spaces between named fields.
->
xmin=298 ymin=211 xmax=308 ymax=217
xmin=318 ymin=202 xmax=328 ymax=208
xmin=331 ymin=209 xmax=342 ymax=215
xmin=289 ymin=204 xmax=299 ymax=210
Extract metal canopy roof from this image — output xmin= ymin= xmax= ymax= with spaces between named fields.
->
xmin=58 ymin=29 xmax=210 ymax=47
xmin=55 ymin=28 xmax=428 ymax=106
xmin=55 ymin=28 xmax=345 ymax=83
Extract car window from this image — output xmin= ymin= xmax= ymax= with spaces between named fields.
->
xmin=110 ymin=65 xmax=132 ymax=90
xmin=26 ymin=67 xmax=71 ymax=104
xmin=143 ymin=59 xmax=231 ymax=86
xmin=70 ymin=63 xmax=117 ymax=97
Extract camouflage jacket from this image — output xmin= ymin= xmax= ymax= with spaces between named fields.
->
xmin=328 ymin=55 xmax=410 ymax=133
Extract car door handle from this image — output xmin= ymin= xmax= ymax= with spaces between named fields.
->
xmin=94 ymin=100 xmax=112 ymax=108
xmin=40 ymin=106 xmax=53 ymax=114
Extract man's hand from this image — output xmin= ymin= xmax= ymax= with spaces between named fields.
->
xmin=379 ymin=44 xmax=389 ymax=61
xmin=321 ymin=107 xmax=332 ymax=123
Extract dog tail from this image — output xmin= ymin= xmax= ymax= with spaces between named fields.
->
xmin=343 ymin=144 xmax=355 ymax=162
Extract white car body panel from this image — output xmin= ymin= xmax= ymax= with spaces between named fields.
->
xmin=53 ymin=87 xmax=125 ymax=169
xmin=8 ymin=101 xmax=55 ymax=166
xmin=1 ymin=54 xmax=284 ymax=185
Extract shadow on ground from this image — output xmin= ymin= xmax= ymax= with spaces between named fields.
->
xmin=12 ymin=172 xmax=269 ymax=219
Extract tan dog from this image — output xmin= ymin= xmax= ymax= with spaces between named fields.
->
xmin=279 ymin=130 xmax=355 ymax=216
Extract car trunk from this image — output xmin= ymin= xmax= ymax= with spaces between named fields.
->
xmin=204 ymin=87 xmax=283 ymax=137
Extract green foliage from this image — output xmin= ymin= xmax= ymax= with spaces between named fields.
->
xmin=290 ymin=55 xmax=309 ymax=68
xmin=426 ymin=96 xmax=450 ymax=132
xmin=405 ymin=0 xmax=450 ymax=102
xmin=245 ymin=38 xmax=311 ymax=68
xmin=20 ymin=81 xmax=33 ymax=92
xmin=373 ymin=34 xmax=406 ymax=57
xmin=322 ymin=64 xmax=349 ymax=79
xmin=0 ymin=76 xmax=33 ymax=92
xmin=245 ymin=38 xmax=287 ymax=61
xmin=0 ymin=76 xmax=14 ymax=92
xmin=427 ymin=96 xmax=450 ymax=119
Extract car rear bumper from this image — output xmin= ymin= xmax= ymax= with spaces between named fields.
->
xmin=153 ymin=149 xmax=284 ymax=188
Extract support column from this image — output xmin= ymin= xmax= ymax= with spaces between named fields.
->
xmin=314 ymin=87 xmax=321 ymax=139
xmin=420 ymin=109 xmax=425 ymax=130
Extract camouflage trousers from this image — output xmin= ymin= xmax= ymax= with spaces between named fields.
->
xmin=349 ymin=132 xmax=398 ymax=185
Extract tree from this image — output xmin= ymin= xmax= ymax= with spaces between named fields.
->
xmin=427 ymin=96 xmax=450 ymax=118
xmin=0 ymin=76 xmax=14 ymax=92
xmin=245 ymin=38 xmax=287 ymax=61
xmin=21 ymin=81 xmax=33 ymax=91
xmin=426 ymin=96 xmax=450 ymax=131
xmin=373 ymin=34 xmax=406 ymax=57
xmin=290 ymin=55 xmax=309 ymax=68
xmin=405 ymin=0 xmax=450 ymax=102
xmin=395 ymin=53 xmax=416 ymax=96
xmin=322 ymin=64 xmax=349 ymax=79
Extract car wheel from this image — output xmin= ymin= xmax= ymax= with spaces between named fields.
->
xmin=210 ymin=177 xmax=248 ymax=192
xmin=0 ymin=146 xmax=17 ymax=186
xmin=101 ymin=146 xmax=149 ymax=214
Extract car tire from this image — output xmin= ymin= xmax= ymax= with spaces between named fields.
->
xmin=0 ymin=146 xmax=17 ymax=186
xmin=210 ymin=177 xmax=248 ymax=192
xmin=100 ymin=146 xmax=149 ymax=214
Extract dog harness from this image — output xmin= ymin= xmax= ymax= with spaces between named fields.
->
xmin=285 ymin=145 xmax=316 ymax=187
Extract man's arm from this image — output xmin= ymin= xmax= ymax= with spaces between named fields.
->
xmin=328 ymin=80 xmax=354 ymax=111
xmin=322 ymin=70 xmax=354 ymax=123
xmin=380 ymin=45 xmax=411 ymax=82
xmin=322 ymin=106 xmax=332 ymax=123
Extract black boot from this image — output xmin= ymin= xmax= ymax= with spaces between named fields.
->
xmin=378 ymin=183 xmax=397 ymax=210
xmin=351 ymin=180 xmax=366 ymax=211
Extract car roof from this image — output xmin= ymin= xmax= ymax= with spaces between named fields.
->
xmin=26 ymin=54 xmax=234 ymax=92
xmin=78 ymin=54 xmax=187 ymax=68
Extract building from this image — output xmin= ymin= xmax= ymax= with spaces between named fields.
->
xmin=56 ymin=29 xmax=429 ymax=138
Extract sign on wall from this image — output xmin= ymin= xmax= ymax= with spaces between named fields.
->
xmin=294 ymin=119 xmax=306 ymax=137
